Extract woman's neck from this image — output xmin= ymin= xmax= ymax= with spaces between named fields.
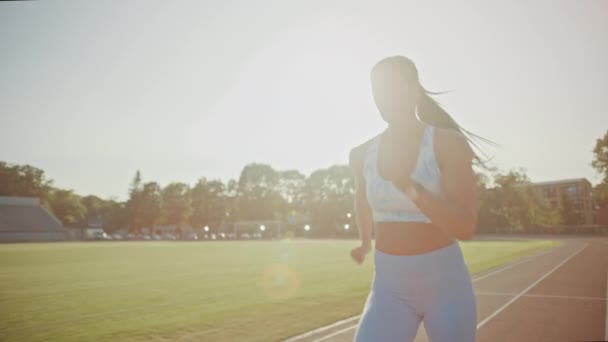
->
xmin=387 ymin=118 xmax=425 ymax=136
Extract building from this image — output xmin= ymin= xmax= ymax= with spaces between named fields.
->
xmin=0 ymin=196 xmax=68 ymax=242
xmin=528 ymin=178 xmax=594 ymax=225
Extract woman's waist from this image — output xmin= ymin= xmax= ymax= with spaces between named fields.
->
xmin=374 ymin=231 xmax=466 ymax=278
xmin=374 ymin=222 xmax=454 ymax=256
xmin=372 ymin=240 xmax=470 ymax=295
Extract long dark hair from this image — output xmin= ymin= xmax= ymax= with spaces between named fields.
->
xmin=417 ymin=88 xmax=494 ymax=165
xmin=375 ymin=56 xmax=494 ymax=165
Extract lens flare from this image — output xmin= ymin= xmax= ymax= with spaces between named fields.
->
xmin=259 ymin=264 xmax=300 ymax=301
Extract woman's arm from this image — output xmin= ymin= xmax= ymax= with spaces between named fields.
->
xmin=396 ymin=130 xmax=479 ymax=240
xmin=349 ymin=145 xmax=374 ymax=263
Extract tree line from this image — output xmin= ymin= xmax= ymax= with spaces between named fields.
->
xmin=1 ymin=129 xmax=607 ymax=236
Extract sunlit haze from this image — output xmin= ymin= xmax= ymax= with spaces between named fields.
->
xmin=1 ymin=0 xmax=607 ymax=199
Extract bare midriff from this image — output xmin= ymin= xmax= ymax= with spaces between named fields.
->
xmin=374 ymin=222 xmax=455 ymax=256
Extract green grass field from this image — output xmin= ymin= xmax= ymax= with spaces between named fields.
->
xmin=0 ymin=239 xmax=558 ymax=341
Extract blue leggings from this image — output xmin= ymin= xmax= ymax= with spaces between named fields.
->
xmin=354 ymin=242 xmax=477 ymax=342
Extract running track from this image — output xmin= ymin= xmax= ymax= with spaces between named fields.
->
xmin=283 ymin=236 xmax=608 ymax=342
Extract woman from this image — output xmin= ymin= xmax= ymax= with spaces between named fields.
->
xmin=349 ymin=56 xmax=481 ymax=342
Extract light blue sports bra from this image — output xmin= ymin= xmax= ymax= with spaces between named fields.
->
xmin=363 ymin=125 xmax=442 ymax=223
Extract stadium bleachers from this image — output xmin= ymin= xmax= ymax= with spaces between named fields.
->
xmin=0 ymin=197 xmax=68 ymax=242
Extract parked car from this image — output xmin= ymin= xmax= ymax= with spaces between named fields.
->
xmin=184 ymin=232 xmax=198 ymax=241
xmin=92 ymin=231 xmax=111 ymax=241
xmin=162 ymin=233 xmax=176 ymax=240
xmin=111 ymin=233 xmax=123 ymax=240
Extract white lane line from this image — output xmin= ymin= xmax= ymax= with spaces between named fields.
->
xmin=476 ymin=243 xmax=588 ymax=330
xmin=477 ymin=291 xmax=606 ymax=301
xmin=313 ymin=325 xmax=357 ymax=342
xmin=286 ymin=244 xmax=563 ymax=342
xmin=471 ymin=246 xmax=559 ymax=283
xmin=282 ymin=316 xmax=360 ymax=342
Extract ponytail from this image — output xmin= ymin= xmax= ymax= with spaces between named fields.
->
xmin=416 ymin=91 xmax=458 ymax=129
xmin=417 ymin=90 xmax=494 ymax=166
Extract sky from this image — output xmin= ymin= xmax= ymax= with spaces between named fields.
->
xmin=1 ymin=0 xmax=607 ymax=200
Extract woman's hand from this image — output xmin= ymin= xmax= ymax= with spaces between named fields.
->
xmin=350 ymin=242 xmax=371 ymax=265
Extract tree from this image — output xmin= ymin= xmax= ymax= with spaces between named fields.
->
xmin=190 ymin=178 xmax=226 ymax=230
xmin=161 ymin=182 xmax=192 ymax=229
xmin=477 ymin=169 xmax=560 ymax=232
xmin=302 ymin=165 xmax=354 ymax=236
xmin=524 ymin=186 xmax=561 ymax=228
xmin=480 ymin=170 xmax=530 ymax=231
xmin=277 ymin=170 xmax=307 ymax=225
xmin=124 ymin=172 xmax=162 ymax=233
xmin=81 ymin=195 xmax=124 ymax=231
xmin=0 ymin=162 xmax=53 ymax=202
xmin=591 ymin=130 xmax=608 ymax=180
xmin=139 ymin=182 xmax=162 ymax=230
xmin=47 ymin=189 xmax=86 ymax=226
xmin=129 ymin=170 xmax=142 ymax=197
xmin=236 ymin=163 xmax=284 ymax=221
xmin=101 ymin=200 xmax=128 ymax=233
xmin=81 ymin=195 xmax=106 ymax=218
xmin=593 ymin=182 xmax=608 ymax=208
xmin=224 ymin=179 xmax=239 ymax=222
xmin=591 ymin=130 xmax=608 ymax=209
xmin=125 ymin=171 xmax=145 ymax=232
xmin=277 ymin=170 xmax=306 ymax=206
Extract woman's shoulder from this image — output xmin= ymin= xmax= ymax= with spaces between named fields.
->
xmin=432 ymin=127 xmax=474 ymax=163
xmin=432 ymin=126 xmax=465 ymax=142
